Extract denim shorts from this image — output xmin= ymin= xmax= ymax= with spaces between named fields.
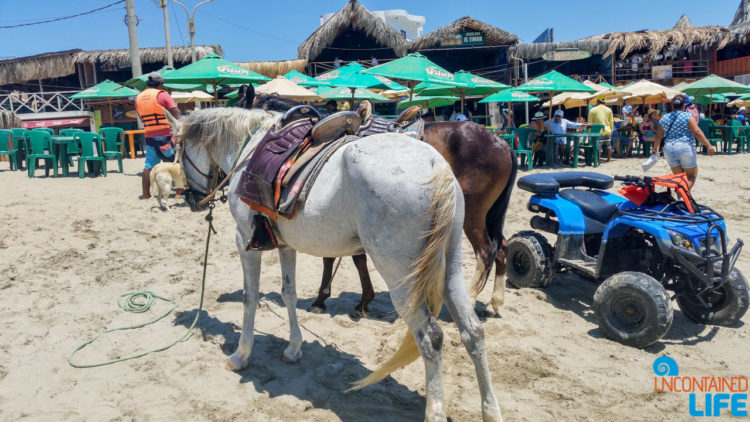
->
xmin=145 ymin=144 xmax=174 ymax=169
xmin=663 ymin=141 xmax=697 ymax=169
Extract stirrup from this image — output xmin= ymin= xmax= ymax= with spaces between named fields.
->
xmin=247 ymin=214 xmax=278 ymax=251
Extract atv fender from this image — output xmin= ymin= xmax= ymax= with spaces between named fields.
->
xmin=601 ymin=215 xmax=675 ymax=258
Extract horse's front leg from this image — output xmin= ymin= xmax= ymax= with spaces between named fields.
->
xmin=279 ymin=245 xmax=303 ymax=363
xmin=227 ymin=229 xmax=262 ymax=371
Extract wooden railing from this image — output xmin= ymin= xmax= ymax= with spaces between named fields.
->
xmin=0 ymin=91 xmax=85 ymax=114
xmin=712 ymin=55 xmax=750 ymax=78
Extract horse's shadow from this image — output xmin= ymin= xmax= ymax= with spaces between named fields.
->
xmin=218 ymin=290 xmax=399 ymax=323
xmin=538 ymin=272 xmax=724 ymax=348
xmin=173 ymin=309 xmax=425 ymax=421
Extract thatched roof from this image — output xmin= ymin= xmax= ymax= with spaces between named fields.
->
xmin=730 ymin=0 xmax=750 ymax=37
xmin=673 ymin=15 xmax=693 ymax=30
xmin=298 ymin=0 xmax=407 ymax=61
xmin=510 ymin=39 xmax=611 ymax=61
xmin=408 ymin=16 xmax=519 ymax=51
xmin=0 ymin=49 xmax=81 ymax=85
xmin=0 ymin=110 xmax=22 ymax=129
xmin=74 ymin=45 xmax=223 ymax=67
xmin=236 ymin=59 xmax=307 ymax=78
xmin=601 ymin=26 xmax=731 ymax=59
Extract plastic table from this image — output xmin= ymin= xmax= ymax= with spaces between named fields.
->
xmin=123 ymin=129 xmax=145 ymax=159
xmin=545 ymin=133 xmax=600 ymax=168
xmin=50 ymin=136 xmax=75 ymax=177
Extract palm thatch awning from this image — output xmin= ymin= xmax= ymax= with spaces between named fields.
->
xmin=297 ymin=0 xmax=407 ymax=61
xmin=601 ymin=26 xmax=731 ymax=59
xmin=0 ymin=49 xmax=82 ymax=85
xmin=730 ymin=0 xmax=750 ymax=38
xmin=236 ymin=59 xmax=307 ymax=78
xmin=673 ymin=15 xmax=693 ymax=30
xmin=510 ymin=39 xmax=611 ymax=61
xmin=73 ymin=45 xmax=223 ymax=68
xmin=408 ymin=16 xmax=519 ymax=52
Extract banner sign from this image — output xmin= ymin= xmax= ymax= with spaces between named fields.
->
xmin=652 ymin=65 xmax=673 ymax=80
xmin=542 ymin=49 xmax=592 ymax=61
xmin=440 ymin=31 xmax=485 ymax=47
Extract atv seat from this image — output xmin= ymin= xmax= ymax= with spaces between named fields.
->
xmin=559 ymin=189 xmax=618 ymax=223
xmin=517 ymin=171 xmax=613 ymax=195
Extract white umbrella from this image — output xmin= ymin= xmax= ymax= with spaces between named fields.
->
xmin=170 ymin=90 xmax=214 ymax=103
xmin=255 ymin=76 xmax=323 ymax=102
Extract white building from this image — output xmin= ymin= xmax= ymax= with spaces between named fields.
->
xmin=320 ymin=9 xmax=425 ymax=41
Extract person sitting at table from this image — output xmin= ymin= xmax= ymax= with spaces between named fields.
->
xmin=135 ymin=72 xmax=182 ymax=200
xmin=545 ymin=109 xmax=584 ymax=166
xmin=615 ymin=105 xmax=636 ymax=158
xmin=639 ymin=109 xmax=661 ymax=154
xmin=587 ymin=96 xmax=614 ymax=163
xmin=529 ymin=111 xmax=549 ymax=167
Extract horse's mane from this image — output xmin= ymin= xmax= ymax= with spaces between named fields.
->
xmin=180 ymin=107 xmax=281 ymax=159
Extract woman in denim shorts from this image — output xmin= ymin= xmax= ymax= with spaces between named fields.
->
xmin=652 ymin=96 xmax=715 ymax=189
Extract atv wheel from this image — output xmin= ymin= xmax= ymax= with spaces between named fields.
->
xmin=506 ymin=231 xmax=554 ymax=288
xmin=676 ymin=269 xmax=749 ymax=326
xmin=593 ymin=272 xmax=673 ymax=348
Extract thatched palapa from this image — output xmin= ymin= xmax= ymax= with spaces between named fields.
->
xmin=297 ymin=0 xmax=407 ymax=61
xmin=236 ymin=59 xmax=307 ymax=78
xmin=600 ymin=26 xmax=731 ymax=59
xmin=673 ymin=15 xmax=693 ymax=30
xmin=408 ymin=16 xmax=519 ymax=51
xmin=74 ymin=45 xmax=223 ymax=68
xmin=730 ymin=0 xmax=750 ymax=38
xmin=0 ymin=49 xmax=81 ymax=85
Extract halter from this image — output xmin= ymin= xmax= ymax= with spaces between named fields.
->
xmin=181 ymin=145 xmax=225 ymax=211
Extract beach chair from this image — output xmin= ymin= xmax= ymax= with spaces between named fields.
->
xmin=59 ymin=128 xmax=84 ymax=165
xmin=581 ymin=124 xmax=603 ymax=167
xmin=698 ymin=119 xmax=722 ymax=154
xmin=75 ymin=133 xmax=106 ymax=178
xmin=98 ymin=127 xmax=124 ymax=156
xmin=726 ymin=120 xmax=744 ymax=154
xmin=98 ymin=131 xmax=123 ymax=173
xmin=0 ymin=129 xmax=19 ymax=171
xmin=11 ymin=128 xmax=29 ymax=170
xmin=32 ymin=127 xmax=55 ymax=136
xmin=26 ymin=130 xmax=57 ymax=178
xmin=511 ymin=127 xmax=534 ymax=171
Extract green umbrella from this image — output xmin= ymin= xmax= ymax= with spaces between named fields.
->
xmin=70 ymin=80 xmax=139 ymax=99
xmin=315 ymin=63 xmax=390 ymax=106
xmin=397 ymin=95 xmax=458 ymax=110
xmin=124 ymin=66 xmax=204 ymax=92
xmin=362 ymin=53 xmax=466 ymax=106
xmin=163 ymin=53 xmax=270 ymax=99
xmin=415 ymin=70 xmax=510 ymax=113
xmin=515 ymin=70 xmax=595 ymax=121
xmin=681 ymin=74 xmax=750 ymax=113
xmin=318 ymin=86 xmax=389 ymax=102
xmin=284 ymin=69 xmax=329 ymax=87
xmin=671 ymin=81 xmax=692 ymax=92
xmin=479 ymin=89 xmax=540 ymax=103
xmin=693 ymin=93 xmax=728 ymax=105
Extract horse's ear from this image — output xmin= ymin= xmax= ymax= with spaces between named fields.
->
xmin=245 ymin=84 xmax=255 ymax=109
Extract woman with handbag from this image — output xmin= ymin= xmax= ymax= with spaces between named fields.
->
xmin=652 ymin=96 xmax=715 ymax=189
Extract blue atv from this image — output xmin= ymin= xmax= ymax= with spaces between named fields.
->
xmin=506 ymin=171 xmax=747 ymax=348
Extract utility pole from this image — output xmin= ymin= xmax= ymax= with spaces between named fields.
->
xmin=159 ymin=0 xmax=174 ymax=67
xmin=171 ymin=0 xmax=215 ymax=63
xmin=125 ymin=0 xmax=142 ymax=77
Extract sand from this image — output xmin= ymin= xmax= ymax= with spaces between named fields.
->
xmin=1 ymin=153 xmax=748 ymax=422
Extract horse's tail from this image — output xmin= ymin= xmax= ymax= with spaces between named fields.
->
xmin=352 ymin=164 xmax=456 ymax=390
xmin=485 ymin=146 xmax=518 ymax=270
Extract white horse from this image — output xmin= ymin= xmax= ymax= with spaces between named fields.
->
xmin=176 ymin=107 xmax=502 ymax=422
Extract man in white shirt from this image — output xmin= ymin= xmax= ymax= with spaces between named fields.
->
xmin=546 ymin=109 xmax=584 ymax=165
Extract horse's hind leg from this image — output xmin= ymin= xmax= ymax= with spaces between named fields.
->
xmin=309 ymin=257 xmax=335 ymax=314
xmin=351 ymin=254 xmax=374 ymax=319
xmin=227 ymin=230 xmax=262 ymax=371
xmin=279 ymin=245 xmax=303 ymax=363
xmin=490 ymin=241 xmax=508 ymax=316
xmin=463 ymin=194 xmax=496 ymax=302
xmin=443 ymin=221 xmax=502 ymax=422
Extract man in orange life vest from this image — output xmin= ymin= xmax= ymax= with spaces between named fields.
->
xmin=135 ymin=72 xmax=182 ymax=199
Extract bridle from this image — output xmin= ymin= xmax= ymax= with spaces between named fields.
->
xmin=181 ymin=145 xmax=225 ymax=211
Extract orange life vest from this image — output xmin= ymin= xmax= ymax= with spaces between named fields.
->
xmin=135 ymin=88 xmax=170 ymax=135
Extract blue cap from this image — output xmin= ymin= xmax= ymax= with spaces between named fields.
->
xmin=554 ymin=110 xmax=564 ymax=117
xmin=456 ymin=114 xmax=468 ymax=121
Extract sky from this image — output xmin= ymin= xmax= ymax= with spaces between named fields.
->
xmin=0 ymin=0 xmax=743 ymax=62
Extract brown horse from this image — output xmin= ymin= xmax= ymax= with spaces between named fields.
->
xmin=242 ymin=92 xmax=518 ymax=317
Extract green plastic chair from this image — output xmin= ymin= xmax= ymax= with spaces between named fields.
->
xmin=698 ymin=119 xmax=722 ymax=154
xmin=0 ymin=129 xmax=18 ymax=171
xmin=98 ymin=131 xmax=123 ymax=173
xmin=11 ymin=128 xmax=29 ymax=170
xmin=726 ymin=120 xmax=744 ymax=154
xmin=581 ymin=124 xmax=604 ymax=167
xmin=26 ymin=130 xmax=57 ymax=178
xmin=32 ymin=127 xmax=55 ymax=136
xmin=58 ymin=128 xmax=84 ymax=165
xmin=75 ymin=133 xmax=106 ymax=178
xmin=511 ymin=127 xmax=534 ymax=171
xmin=98 ymin=127 xmax=124 ymax=154
xmin=742 ymin=126 xmax=750 ymax=153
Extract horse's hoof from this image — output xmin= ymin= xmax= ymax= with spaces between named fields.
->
xmin=281 ymin=348 xmax=302 ymax=363
xmin=226 ymin=353 xmax=247 ymax=371
xmin=349 ymin=309 xmax=367 ymax=321
xmin=308 ymin=304 xmax=326 ymax=314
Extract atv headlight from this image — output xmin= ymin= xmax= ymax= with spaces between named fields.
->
xmin=667 ymin=230 xmax=693 ymax=250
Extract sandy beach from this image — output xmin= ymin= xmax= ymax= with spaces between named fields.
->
xmin=1 ymin=152 xmax=748 ymax=422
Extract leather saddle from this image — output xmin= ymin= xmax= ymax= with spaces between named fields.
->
xmin=355 ymin=100 xmax=422 ymax=138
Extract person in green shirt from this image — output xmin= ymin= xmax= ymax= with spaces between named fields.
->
xmin=587 ymin=96 xmax=614 ymax=162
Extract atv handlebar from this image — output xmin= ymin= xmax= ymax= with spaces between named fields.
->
xmin=615 ymin=175 xmax=652 ymax=187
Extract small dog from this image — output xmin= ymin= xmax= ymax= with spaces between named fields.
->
xmin=149 ymin=162 xmax=188 ymax=210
